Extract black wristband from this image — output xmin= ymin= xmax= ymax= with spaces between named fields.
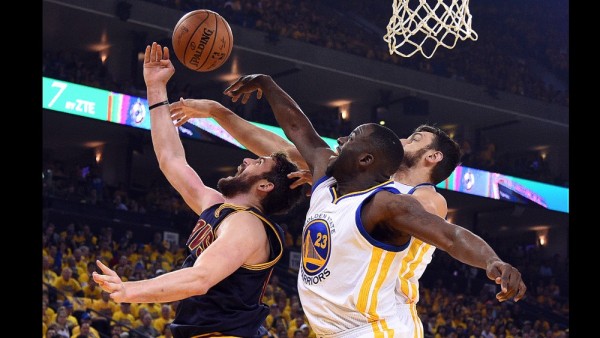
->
xmin=148 ymin=100 xmax=169 ymax=110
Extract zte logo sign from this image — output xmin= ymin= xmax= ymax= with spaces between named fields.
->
xmin=65 ymin=100 xmax=96 ymax=114
xmin=47 ymin=81 xmax=96 ymax=115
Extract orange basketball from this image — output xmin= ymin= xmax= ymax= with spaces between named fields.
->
xmin=172 ymin=9 xmax=233 ymax=72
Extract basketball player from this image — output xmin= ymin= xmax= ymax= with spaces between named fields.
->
xmin=220 ymin=74 xmax=526 ymax=337
xmin=92 ymin=43 xmax=304 ymax=338
xmin=169 ymin=100 xmax=462 ymax=337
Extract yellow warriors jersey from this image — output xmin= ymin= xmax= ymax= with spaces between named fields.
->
xmin=297 ymin=176 xmax=412 ymax=338
xmin=392 ymin=182 xmax=439 ymax=338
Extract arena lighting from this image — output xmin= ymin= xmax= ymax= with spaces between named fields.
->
xmin=338 ymin=103 xmax=350 ymax=121
xmin=217 ymin=55 xmax=241 ymax=82
xmin=95 ymin=146 xmax=104 ymax=164
xmin=535 ymin=227 xmax=549 ymax=246
xmin=42 ymin=77 xmax=568 ymax=213
xmin=326 ymin=100 xmax=352 ymax=122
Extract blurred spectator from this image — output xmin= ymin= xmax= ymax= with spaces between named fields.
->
xmin=53 ymin=267 xmax=82 ymax=301
xmin=90 ymin=291 xmax=119 ymax=321
xmin=153 ymin=304 xmax=174 ymax=334
xmin=70 ymin=312 xmax=100 ymax=338
xmin=113 ymin=302 xmax=136 ymax=329
xmin=157 ymin=325 xmax=173 ymax=338
xmin=52 ymin=307 xmax=74 ymax=338
xmin=133 ymin=312 xmax=160 ymax=337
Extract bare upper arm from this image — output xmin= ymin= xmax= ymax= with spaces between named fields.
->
xmin=191 ymin=211 xmax=269 ymax=288
xmin=160 ymin=158 xmax=224 ymax=215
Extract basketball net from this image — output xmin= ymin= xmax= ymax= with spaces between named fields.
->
xmin=383 ymin=0 xmax=478 ymax=59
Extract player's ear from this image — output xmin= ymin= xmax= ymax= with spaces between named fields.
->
xmin=427 ymin=150 xmax=443 ymax=164
xmin=359 ymin=153 xmax=374 ymax=167
xmin=258 ymin=180 xmax=274 ymax=193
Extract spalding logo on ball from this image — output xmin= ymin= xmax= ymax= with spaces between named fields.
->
xmin=172 ymin=9 xmax=233 ymax=72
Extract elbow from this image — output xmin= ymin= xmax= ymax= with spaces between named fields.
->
xmin=157 ymin=154 xmax=178 ymax=174
xmin=440 ymin=227 xmax=466 ymax=256
xmin=188 ymin=283 xmax=210 ymax=297
xmin=186 ymin=270 xmax=211 ymax=297
xmin=157 ymin=158 xmax=169 ymax=173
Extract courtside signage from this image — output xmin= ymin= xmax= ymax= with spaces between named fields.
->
xmin=43 ymin=77 xmax=567 ymax=213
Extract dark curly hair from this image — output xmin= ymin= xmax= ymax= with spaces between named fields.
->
xmin=260 ymin=152 xmax=305 ymax=215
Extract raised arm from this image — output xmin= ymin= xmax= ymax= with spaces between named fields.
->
xmin=144 ymin=42 xmax=223 ymax=215
xmin=169 ymin=98 xmax=308 ymax=170
xmin=364 ymin=192 xmax=526 ymax=302
xmin=223 ymin=74 xmax=334 ymax=180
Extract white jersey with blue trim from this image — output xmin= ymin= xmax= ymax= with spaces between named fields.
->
xmin=392 ymin=181 xmax=438 ymax=338
xmin=391 ymin=182 xmax=437 ymax=305
xmin=297 ymin=175 xmax=413 ymax=338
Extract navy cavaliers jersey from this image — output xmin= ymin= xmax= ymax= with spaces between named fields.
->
xmin=170 ymin=203 xmax=284 ymax=338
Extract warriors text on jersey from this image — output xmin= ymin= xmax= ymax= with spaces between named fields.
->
xmin=169 ymin=203 xmax=284 ymax=338
xmin=298 ymin=176 xmax=414 ymax=337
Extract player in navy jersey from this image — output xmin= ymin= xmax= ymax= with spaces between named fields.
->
xmin=92 ymin=43 xmax=304 ymax=338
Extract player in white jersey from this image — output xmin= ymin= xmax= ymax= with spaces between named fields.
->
xmin=221 ymin=74 xmax=525 ymax=338
xmin=170 ymin=102 xmax=459 ymax=338
xmin=300 ymin=176 xmax=413 ymax=336
xmin=392 ymin=182 xmax=438 ymax=338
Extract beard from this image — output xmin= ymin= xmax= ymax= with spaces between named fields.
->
xmin=325 ymin=154 xmax=344 ymax=177
xmin=401 ymin=147 xmax=429 ymax=169
xmin=217 ymin=172 xmax=264 ymax=198
xmin=325 ymin=159 xmax=337 ymax=177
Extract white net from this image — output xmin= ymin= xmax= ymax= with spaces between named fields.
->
xmin=383 ymin=0 xmax=478 ymax=59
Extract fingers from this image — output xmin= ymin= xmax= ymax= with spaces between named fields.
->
xmin=96 ymin=260 xmax=113 ymax=275
xmin=151 ymin=42 xmax=159 ymax=62
xmin=144 ymin=45 xmax=151 ymax=64
xmin=163 ymin=45 xmax=170 ymax=60
xmin=146 ymin=42 xmax=170 ymax=63
xmin=495 ymin=267 xmax=526 ymax=302
xmin=288 ymin=176 xmax=310 ymax=189
xmin=174 ymin=117 xmax=189 ymax=127
xmin=241 ymin=92 xmax=252 ymax=104
xmin=223 ymin=76 xmax=262 ymax=104
xmin=92 ymin=271 xmax=112 ymax=288
xmin=289 ymin=180 xmax=304 ymax=189
xmin=223 ymin=78 xmax=243 ymax=95
xmin=514 ymin=281 xmax=527 ymax=302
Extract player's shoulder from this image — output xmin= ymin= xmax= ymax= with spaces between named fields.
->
xmin=224 ymin=208 xmax=267 ymax=226
xmin=411 ymin=185 xmax=444 ymax=200
xmin=411 ymin=187 xmax=447 ymax=217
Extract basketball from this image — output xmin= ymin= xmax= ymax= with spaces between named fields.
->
xmin=172 ymin=9 xmax=233 ymax=72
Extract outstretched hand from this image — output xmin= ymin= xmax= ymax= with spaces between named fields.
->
xmin=486 ymin=260 xmax=527 ymax=302
xmin=288 ymin=169 xmax=313 ymax=196
xmin=143 ymin=42 xmax=175 ymax=88
xmin=170 ymin=98 xmax=227 ymax=127
xmin=223 ymin=74 xmax=269 ymax=104
xmin=92 ymin=260 xmax=127 ymax=303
